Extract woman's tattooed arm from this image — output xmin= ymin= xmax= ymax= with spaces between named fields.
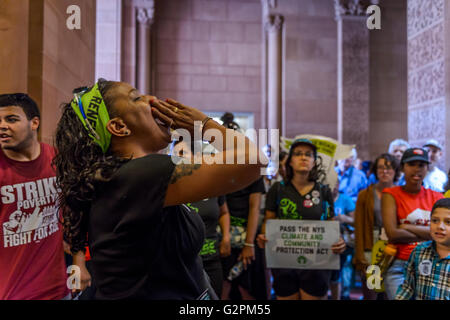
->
xmin=169 ymin=164 xmax=201 ymax=184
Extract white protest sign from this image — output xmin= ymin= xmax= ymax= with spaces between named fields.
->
xmin=280 ymin=134 xmax=354 ymax=190
xmin=265 ymin=219 xmax=340 ymax=270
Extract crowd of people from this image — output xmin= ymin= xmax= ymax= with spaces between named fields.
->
xmin=0 ymin=80 xmax=448 ymax=300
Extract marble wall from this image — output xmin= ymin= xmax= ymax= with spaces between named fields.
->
xmin=338 ymin=15 xmax=370 ymax=160
xmin=369 ymin=0 xmax=407 ymax=159
xmin=0 ymin=0 xmax=96 ymax=145
xmin=153 ymin=0 xmax=263 ymax=128
xmin=39 ymin=0 xmax=96 ymax=144
xmin=5 ymin=0 xmax=443 ymax=168
xmin=0 ymin=0 xmax=30 ymax=94
xmin=263 ymin=0 xmax=338 ymax=139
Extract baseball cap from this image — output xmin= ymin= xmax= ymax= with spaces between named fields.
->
xmin=423 ymin=139 xmax=443 ymax=150
xmin=289 ymin=138 xmax=317 ymax=158
xmin=400 ymin=148 xmax=430 ymax=164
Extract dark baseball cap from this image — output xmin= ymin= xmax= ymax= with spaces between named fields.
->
xmin=400 ymin=148 xmax=430 ymax=164
xmin=289 ymin=138 xmax=317 ymax=158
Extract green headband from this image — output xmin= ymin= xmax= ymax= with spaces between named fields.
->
xmin=70 ymin=83 xmax=111 ymax=153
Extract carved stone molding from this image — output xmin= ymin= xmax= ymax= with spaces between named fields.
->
xmin=407 ymin=0 xmax=444 ymax=39
xmin=261 ymin=0 xmax=276 ymax=23
xmin=408 ymin=22 xmax=444 ymax=71
xmin=136 ymin=7 xmax=154 ymax=26
xmin=408 ymin=101 xmax=445 ymax=141
xmin=408 ymin=60 xmax=444 ymax=106
xmin=407 ymin=0 xmax=447 ymax=170
xmin=265 ymin=15 xmax=284 ymax=33
xmin=334 ymin=0 xmax=379 ymax=19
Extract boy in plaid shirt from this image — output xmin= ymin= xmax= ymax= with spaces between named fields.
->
xmin=395 ymin=198 xmax=450 ymax=300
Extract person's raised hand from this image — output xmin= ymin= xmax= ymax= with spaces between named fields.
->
xmin=150 ymin=98 xmax=208 ymax=136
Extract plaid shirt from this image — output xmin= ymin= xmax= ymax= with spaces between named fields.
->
xmin=395 ymin=241 xmax=450 ymax=300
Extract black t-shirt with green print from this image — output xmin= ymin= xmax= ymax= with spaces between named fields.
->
xmin=187 ymin=196 xmax=225 ymax=261
xmin=265 ymin=181 xmax=335 ymax=221
xmin=225 ymin=178 xmax=266 ymax=227
xmin=88 ymin=154 xmax=207 ymax=300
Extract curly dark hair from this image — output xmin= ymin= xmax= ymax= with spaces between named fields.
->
xmin=53 ymin=80 xmax=129 ymax=254
xmin=370 ymin=153 xmax=400 ymax=183
xmin=0 ymin=93 xmax=40 ymax=120
xmin=285 ymin=150 xmax=326 ymax=184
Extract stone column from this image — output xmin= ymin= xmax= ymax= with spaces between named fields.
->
xmin=121 ymin=0 xmax=136 ymax=87
xmin=407 ymin=0 xmax=448 ymax=170
xmin=335 ymin=0 xmax=375 ymax=160
xmin=265 ymin=14 xmax=284 ymax=133
xmin=135 ymin=2 xmax=154 ymax=93
xmin=95 ymin=0 xmax=122 ymax=81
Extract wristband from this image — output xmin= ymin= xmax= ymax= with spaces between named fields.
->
xmin=244 ymin=242 xmax=255 ymax=247
xmin=202 ymin=116 xmax=212 ymax=127
xmin=201 ymin=117 xmax=212 ymax=136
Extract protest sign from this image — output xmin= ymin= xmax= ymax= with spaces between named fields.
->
xmin=265 ymin=219 xmax=340 ymax=270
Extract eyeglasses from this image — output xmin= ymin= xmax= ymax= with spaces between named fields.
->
xmin=377 ymin=166 xmax=394 ymax=172
xmin=72 ymin=86 xmax=100 ymax=140
xmin=292 ymin=151 xmax=314 ymax=158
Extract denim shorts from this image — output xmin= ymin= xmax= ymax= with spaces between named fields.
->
xmin=384 ymin=259 xmax=408 ymax=300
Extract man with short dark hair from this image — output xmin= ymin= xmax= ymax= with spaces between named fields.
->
xmin=423 ymin=139 xmax=447 ymax=193
xmin=0 ymin=93 xmax=68 ymax=299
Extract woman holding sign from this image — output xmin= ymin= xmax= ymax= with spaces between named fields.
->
xmin=257 ymin=139 xmax=346 ymax=300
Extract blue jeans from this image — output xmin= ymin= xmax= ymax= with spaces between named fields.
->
xmin=384 ymin=259 xmax=407 ymax=300
xmin=341 ymin=250 xmax=355 ymax=297
xmin=330 ymin=246 xmax=354 ymax=298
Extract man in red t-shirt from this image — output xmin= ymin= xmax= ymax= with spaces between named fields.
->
xmin=0 ymin=93 xmax=68 ymax=300
xmin=382 ymin=147 xmax=443 ymax=299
